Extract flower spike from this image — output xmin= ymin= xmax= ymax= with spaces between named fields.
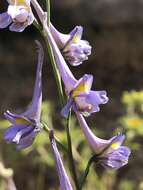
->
xmin=4 ymin=41 xmax=44 ymax=150
xmin=76 ymin=112 xmax=131 ymax=169
xmin=42 ymin=18 xmax=108 ymax=118
xmin=49 ymin=130 xmax=73 ymax=190
xmin=0 ymin=0 xmax=34 ymax=32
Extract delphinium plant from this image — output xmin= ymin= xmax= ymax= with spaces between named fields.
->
xmin=0 ymin=0 xmax=131 ymax=189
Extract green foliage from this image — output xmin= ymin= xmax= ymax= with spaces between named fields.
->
xmin=0 ymin=97 xmax=138 ymax=190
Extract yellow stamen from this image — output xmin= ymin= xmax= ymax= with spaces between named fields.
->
xmin=72 ymin=35 xmax=79 ymax=44
xmin=111 ymin=142 xmax=121 ymax=150
xmin=16 ymin=118 xmax=31 ymax=125
xmin=72 ymin=82 xmax=89 ymax=97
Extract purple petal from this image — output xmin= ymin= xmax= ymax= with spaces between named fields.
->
xmin=0 ymin=12 xmax=12 ymax=28
xmin=102 ymin=134 xmax=125 ymax=155
xmin=12 ymin=125 xmax=34 ymax=144
xmin=86 ymin=90 xmax=109 ymax=112
xmin=50 ymin=130 xmax=73 ymax=190
xmin=69 ymin=26 xmax=83 ymax=41
xmin=61 ymin=98 xmax=73 ymax=118
xmin=100 ymin=146 xmax=131 ymax=170
xmin=4 ymin=125 xmax=25 ymax=143
xmin=16 ymin=130 xmax=36 ymax=150
xmin=9 ymin=22 xmax=27 ymax=32
xmin=27 ymin=11 xmax=34 ymax=25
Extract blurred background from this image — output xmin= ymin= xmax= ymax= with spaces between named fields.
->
xmin=0 ymin=0 xmax=143 ymax=189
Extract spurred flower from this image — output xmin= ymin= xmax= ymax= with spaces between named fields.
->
xmin=76 ymin=112 xmax=131 ymax=169
xmin=43 ymin=24 xmax=108 ymax=118
xmin=49 ymin=130 xmax=73 ymax=190
xmin=61 ymin=74 xmax=108 ymax=118
xmin=4 ymin=41 xmax=43 ymax=150
xmin=0 ymin=0 xmax=34 ymax=32
xmin=50 ymin=24 xmax=91 ymax=66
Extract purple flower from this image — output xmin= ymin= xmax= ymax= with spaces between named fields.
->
xmin=4 ymin=41 xmax=44 ymax=150
xmin=61 ymin=74 xmax=108 ymax=118
xmin=76 ymin=112 xmax=131 ymax=169
xmin=43 ymin=26 xmax=108 ymax=118
xmin=0 ymin=0 xmax=34 ymax=32
xmin=49 ymin=130 xmax=73 ymax=190
xmin=50 ymin=24 xmax=91 ymax=66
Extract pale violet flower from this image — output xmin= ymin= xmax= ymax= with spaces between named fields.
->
xmin=0 ymin=0 xmax=34 ymax=32
xmin=50 ymin=24 xmax=92 ymax=66
xmin=76 ymin=112 xmax=131 ymax=169
xmin=61 ymin=74 xmax=108 ymax=118
xmin=4 ymin=41 xmax=43 ymax=150
xmin=49 ymin=130 xmax=73 ymax=190
xmin=43 ymin=25 xmax=108 ymax=118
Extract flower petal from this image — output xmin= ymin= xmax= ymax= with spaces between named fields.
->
xmin=9 ymin=22 xmax=27 ymax=32
xmin=4 ymin=125 xmax=25 ymax=143
xmin=12 ymin=125 xmax=34 ymax=144
xmin=61 ymin=98 xmax=73 ymax=118
xmin=0 ymin=12 xmax=12 ymax=28
xmin=50 ymin=130 xmax=73 ymax=190
xmin=16 ymin=129 xmax=37 ymax=150
xmin=85 ymin=90 xmax=109 ymax=113
xmin=100 ymin=146 xmax=131 ymax=169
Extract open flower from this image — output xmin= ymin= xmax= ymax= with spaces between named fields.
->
xmin=50 ymin=24 xmax=92 ymax=66
xmin=42 ymin=24 xmax=108 ymax=118
xmin=76 ymin=112 xmax=131 ymax=169
xmin=61 ymin=74 xmax=108 ymax=118
xmin=49 ymin=130 xmax=73 ymax=190
xmin=4 ymin=41 xmax=44 ymax=150
xmin=0 ymin=0 xmax=34 ymax=32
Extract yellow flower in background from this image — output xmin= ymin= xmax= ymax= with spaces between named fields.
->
xmin=126 ymin=117 xmax=143 ymax=129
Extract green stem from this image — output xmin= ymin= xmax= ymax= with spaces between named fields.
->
xmin=44 ymin=37 xmax=65 ymax=106
xmin=32 ymin=1 xmax=79 ymax=188
xmin=46 ymin=0 xmax=50 ymax=26
xmin=79 ymin=155 xmax=97 ymax=190
xmin=66 ymin=111 xmax=79 ymax=190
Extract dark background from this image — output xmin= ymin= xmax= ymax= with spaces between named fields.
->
xmin=0 ymin=0 xmax=143 ymax=189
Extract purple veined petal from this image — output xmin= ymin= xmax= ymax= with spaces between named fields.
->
xmin=61 ymin=98 xmax=73 ymax=118
xmin=4 ymin=110 xmax=33 ymax=126
xmin=0 ymin=12 xmax=12 ymax=29
xmin=102 ymin=134 xmax=125 ymax=156
xmin=100 ymin=146 xmax=131 ymax=170
xmin=16 ymin=129 xmax=37 ymax=150
xmin=16 ymin=139 xmax=33 ymax=150
xmin=4 ymin=125 xmax=26 ymax=143
xmin=50 ymin=130 xmax=73 ymax=190
xmin=12 ymin=125 xmax=34 ymax=144
xmin=4 ymin=110 xmax=17 ymax=123
xmin=76 ymin=112 xmax=113 ymax=154
xmin=85 ymin=90 xmax=109 ymax=113
xmin=9 ymin=22 xmax=27 ymax=32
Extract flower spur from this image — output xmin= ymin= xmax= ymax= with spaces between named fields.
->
xmin=4 ymin=41 xmax=44 ymax=150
